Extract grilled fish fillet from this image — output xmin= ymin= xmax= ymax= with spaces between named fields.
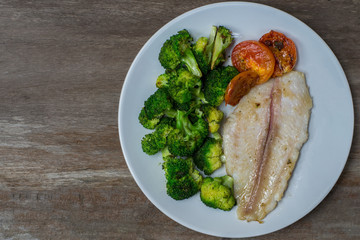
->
xmin=223 ymin=71 xmax=312 ymax=222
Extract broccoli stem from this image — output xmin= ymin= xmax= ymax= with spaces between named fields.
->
xmin=175 ymin=110 xmax=196 ymax=138
xmin=212 ymin=132 xmax=222 ymax=140
xmin=218 ymin=175 xmax=234 ymax=193
xmin=162 ymin=147 xmax=172 ymax=159
xmin=165 ymin=109 xmax=177 ymax=118
xmin=205 ymin=26 xmax=217 ymax=64
xmin=181 ymin=48 xmax=202 ymax=78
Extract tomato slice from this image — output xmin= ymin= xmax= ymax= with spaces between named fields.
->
xmin=231 ymin=40 xmax=275 ymax=84
xmin=225 ymin=71 xmax=259 ymax=106
xmin=259 ymin=30 xmax=297 ymax=77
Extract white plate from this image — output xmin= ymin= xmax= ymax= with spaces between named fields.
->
xmin=118 ymin=2 xmax=354 ymax=238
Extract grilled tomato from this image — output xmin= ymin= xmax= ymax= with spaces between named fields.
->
xmin=259 ymin=30 xmax=297 ymax=77
xmin=231 ymin=40 xmax=275 ymax=84
xmin=225 ymin=71 xmax=259 ymax=106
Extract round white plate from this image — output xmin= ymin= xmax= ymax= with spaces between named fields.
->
xmin=118 ymin=2 xmax=354 ymax=238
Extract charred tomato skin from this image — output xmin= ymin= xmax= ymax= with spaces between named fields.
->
xmin=259 ymin=30 xmax=297 ymax=77
xmin=231 ymin=40 xmax=275 ymax=84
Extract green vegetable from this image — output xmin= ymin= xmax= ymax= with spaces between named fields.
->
xmin=143 ymin=88 xmax=176 ymax=119
xmin=139 ymin=27 xmax=239 ymax=210
xmin=159 ymin=29 xmax=202 ymax=77
xmin=211 ymin=26 xmax=233 ymax=70
xmin=157 ymin=68 xmax=202 ymax=104
xmin=141 ymin=118 xmax=175 ymax=155
xmin=167 ymin=110 xmax=208 ymax=157
xmin=200 ymin=175 xmax=236 ymax=211
xmin=203 ymin=66 xmax=239 ymax=107
xmin=163 ymin=157 xmax=203 ymax=200
xmin=194 ymin=136 xmax=223 ymax=175
xmin=193 ymin=26 xmax=217 ymax=75
xmin=138 ymin=107 xmax=161 ymax=130
xmin=200 ymin=104 xmax=224 ymax=133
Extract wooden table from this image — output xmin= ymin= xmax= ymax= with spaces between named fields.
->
xmin=1 ymin=0 xmax=359 ymax=239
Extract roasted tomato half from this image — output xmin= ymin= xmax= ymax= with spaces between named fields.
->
xmin=225 ymin=71 xmax=259 ymax=106
xmin=231 ymin=40 xmax=275 ymax=84
xmin=259 ymin=30 xmax=297 ymax=77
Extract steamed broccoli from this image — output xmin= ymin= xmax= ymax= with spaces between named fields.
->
xmin=173 ymin=99 xmax=197 ymax=112
xmin=194 ymin=135 xmax=223 ymax=175
xmin=143 ymin=88 xmax=176 ymax=119
xmin=211 ymin=26 xmax=233 ymax=70
xmin=141 ymin=132 xmax=165 ymax=155
xmin=141 ymin=118 xmax=175 ymax=155
xmin=167 ymin=110 xmax=208 ymax=157
xmin=200 ymin=104 xmax=224 ymax=133
xmin=156 ymin=68 xmax=202 ymax=104
xmin=156 ymin=69 xmax=176 ymax=89
xmin=193 ymin=26 xmax=217 ymax=75
xmin=138 ymin=107 xmax=161 ymax=130
xmin=200 ymin=175 xmax=236 ymax=211
xmin=163 ymin=157 xmax=203 ymax=200
xmin=159 ymin=29 xmax=202 ymax=77
xmin=161 ymin=146 xmax=173 ymax=161
xmin=203 ymin=66 xmax=239 ymax=106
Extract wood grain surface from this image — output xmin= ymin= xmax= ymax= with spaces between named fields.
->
xmin=0 ymin=0 xmax=359 ymax=239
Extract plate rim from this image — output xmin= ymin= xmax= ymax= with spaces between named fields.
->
xmin=118 ymin=1 xmax=354 ymax=237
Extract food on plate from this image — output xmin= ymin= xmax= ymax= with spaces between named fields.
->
xmin=156 ymin=67 xmax=202 ymax=104
xmin=138 ymin=26 xmax=309 ymax=217
xmin=194 ymin=134 xmax=223 ymax=175
xmin=167 ymin=110 xmax=209 ymax=157
xmin=193 ymin=26 xmax=233 ymax=75
xmin=141 ymin=118 xmax=175 ymax=155
xmin=211 ymin=26 xmax=233 ymax=70
xmin=259 ymin=30 xmax=297 ymax=77
xmin=203 ymin=66 xmax=239 ymax=106
xmin=200 ymin=175 xmax=236 ymax=211
xmin=141 ymin=26 xmax=234 ymax=162
xmin=231 ymin=40 xmax=275 ymax=84
xmin=159 ymin=29 xmax=203 ymax=77
xmin=224 ymin=70 xmax=259 ymax=106
xmin=200 ymin=104 xmax=224 ymax=133
xmin=138 ymin=107 xmax=161 ymax=130
xmin=141 ymin=88 xmax=175 ymax=120
xmin=223 ymin=71 xmax=312 ymax=222
xmin=139 ymin=26 xmax=236 ymax=206
xmin=162 ymin=149 xmax=203 ymax=200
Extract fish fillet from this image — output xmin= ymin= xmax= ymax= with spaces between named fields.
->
xmin=223 ymin=71 xmax=312 ymax=222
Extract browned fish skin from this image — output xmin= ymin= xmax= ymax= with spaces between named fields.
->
xmin=223 ymin=71 xmax=312 ymax=222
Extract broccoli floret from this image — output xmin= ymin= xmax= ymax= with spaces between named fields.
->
xmin=156 ymin=71 xmax=171 ymax=89
xmin=159 ymin=29 xmax=202 ymax=77
xmin=211 ymin=26 xmax=233 ymax=70
xmin=143 ymin=88 xmax=176 ymax=119
xmin=141 ymin=132 xmax=165 ymax=155
xmin=200 ymin=175 xmax=236 ymax=211
xmin=201 ymin=104 xmax=224 ymax=133
xmin=161 ymin=146 xmax=173 ymax=161
xmin=203 ymin=66 xmax=239 ymax=106
xmin=193 ymin=26 xmax=217 ymax=75
xmin=173 ymin=99 xmax=198 ymax=112
xmin=158 ymin=39 xmax=180 ymax=70
xmin=169 ymin=68 xmax=202 ymax=104
xmin=163 ymin=155 xmax=193 ymax=180
xmin=156 ymin=117 xmax=176 ymax=137
xmin=156 ymin=68 xmax=202 ymax=104
xmin=194 ymin=136 xmax=223 ymax=175
xmin=167 ymin=110 xmax=208 ymax=157
xmin=138 ymin=107 xmax=161 ymax=130
xmin=141 ymin=118 xmax=175 ymax=155
xmin=193 ymin=37 xmax=209 ymax=74
xmin=163 ymin=157 xmax=203 ymax=200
